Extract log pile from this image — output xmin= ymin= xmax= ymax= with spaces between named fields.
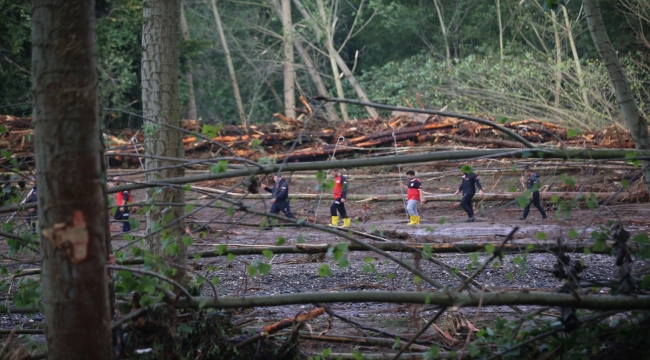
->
xmin=0 ymin=113 xmax=639 ymax=167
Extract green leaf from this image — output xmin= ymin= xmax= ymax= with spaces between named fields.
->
xmin=247 ymin=264 xmax=257 ymax=277
xmin=275 ymin=237 xmax=286 ymax=246
xmin=316 ymin=170 xmax=327 ymax=183
xmin=568 ymin=229 xmax=578 ymax=239
xmin=318 ymin=264 xmax=332 ymax=277
xmin=363 ymin=257 xmax=374 ymax=263
xmin=297 ymin=235 xmax=305 ymax=244
xmin=201 ymin=123 xmax=222 ymax=138
xmin=181 ymin=236 xmax=194 ymax=246
xmin=460 ymin=164 xmax=473 ymax=174
xmin=516 ymin=195 xmax=530 ymax=208
xmin=258 ymin=263 xmax=271 ymax=274
xmin=633 ymin=233 xmax=649 ymax=244
xmin=413 ymin=276 xmax=421 ymax=284
xmin=185 ymin=204 xmax=195 ymax=213
xmin=551 ymin=194 xmax=559 ymax=204
xmin=209 ymin=160 xmax=229 ymax=174
xmin=422 ymin=244 xmax=432 ymax=260
xmin=262 ymin=249 xmax=274 ymax=260
xmin=593 ymin=239 xmax=607 ymax=252
xmin=566 ymin=128 xmax=580 ymax=139
xmin=621 ymin=179 xmax=629 ymax=189
xmin=322 ymin=348 xmax=332 ymax=356
xmin=485 ymin=244 xmax=495 ymax=254
xmin=536 ymin=232 xmax=547 ymax=240
xmin=438 ymin=217 xmax=446 ymax=224
xmin=227 ymin=253 xmax=235 ymax=261
xmin=338 ymin=258 xmax=349 ymax=268
xmin=495 ymin=116 xmax=508 ymax=124
xmin=352 ymin=351 xmax=363 ymax=360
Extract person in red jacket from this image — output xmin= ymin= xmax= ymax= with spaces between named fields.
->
xmin=329 ymin=168 xmax=350 ymax=227
xmin=399 ymin=170 xmax=424 ymax=225
xmin=113 ymin=177 xmax=133 ymax=233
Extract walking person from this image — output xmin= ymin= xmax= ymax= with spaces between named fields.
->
xmin=113 ymin=177 xmax=133 ymax=233
xmin=519 ymin=166 xmax=547 ymax=220
xmin=454 ymin=165 xmax=484 ymax=222
xmin=263 ymin=173 xmax=296 ymax=230
xmin=329 ymin=168 xmax=350 ymax=228
xmin=399 ymin=170 xmax=424 ymax=225
xmin=25 ymin=180 xmax=38 ymax=234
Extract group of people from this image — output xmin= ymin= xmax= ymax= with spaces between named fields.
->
xmin=262 ymin=165 xmax=548 ymax=228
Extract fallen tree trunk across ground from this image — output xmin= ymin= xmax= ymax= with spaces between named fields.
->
xmin=197 ymin=190 xmax=647 ymax=203
xmin=180 ymin=291 xmax=650 ymax=310
xmin=116 ymin=241 xmax=638 ymax=265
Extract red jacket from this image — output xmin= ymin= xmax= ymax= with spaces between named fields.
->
xmin=333 ymin=175 xmax=348 ymax=200
xmin=407 ymin=178 xmax=422 ymax=201
xmin=116 ymin=190 xmax=132 ymax=206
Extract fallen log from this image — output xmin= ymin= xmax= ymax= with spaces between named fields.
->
xmin=118 ymin=241 xmax=635 ymax=265
xmin=235 ymin=308 xmax=325 ymax=349
xmin=349 ymin=121 xmax=456 ymax=144
xmin=299 ymin=332 xmax=430 ymax=352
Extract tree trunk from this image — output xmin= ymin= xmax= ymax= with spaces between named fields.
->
xmin=268 ymin=0 xmax=341 ymax=121
xmin=316 ymin=0 xmax=349 ymax=121
xmin=551 ymin=10 xmax=562 ymax=107
xmin=142 ymin=0 xmax=187 ymax=283
xmin=433 ymin=0 xmax=451 ymax=70
xmin=32 ymin=0 xmax=112 ymax=358
xmin=562 ymin=5 xmax=589 ymax=111
xmin=180 ymin=5 xmax=198 ymax=120
xmin=583 ymin=0 xmax=650 ymax=193
xmin=209 ymin=0 xmax=247 ymax=128
xmin=496 ymin=0 xmax=504 ymax=60
xmin=282 ymin=0 xmax=297 ymax=119
xmin=293 ymin=0 xmax=379 ymax=119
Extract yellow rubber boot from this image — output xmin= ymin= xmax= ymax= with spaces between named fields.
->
xmin=414 ymin=215 xmax=420 ymax=224
xmin=407 ymin=215 xmax=416 ymax=225
xmin=342 ymin=218 xmax=351 ymax=228
xmin=328 ymin=216 xmax=339 ymax=227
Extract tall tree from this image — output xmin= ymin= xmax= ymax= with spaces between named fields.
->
xmin=282 ymin=0 xmax=297 ymax=119
xmin=32 ymin=0 xmax=112 ymax=358
xmin=180 ymin=5 xmax=198 ymax=120
xmin=142 ymin=0 xmax=187 ymax=282
xmin=583 ymin=0 xmax=650 ymax=192
xmin=209 ymin=0 xmax=248 ymax=128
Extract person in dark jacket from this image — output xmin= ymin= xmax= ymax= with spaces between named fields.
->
xmin=263 ymin=173 xmax=296 ymax=230
xmin=454 ymin=165 xmax=484 ymax=222
xmin=329 ymin=168 xmax=350 ymax=227
xmin=25 ymin=180 xmax=38 ymax=234
xmin=519 ymin=166 xmax=547 ymax=220
xmin=113 ymin=177 xmax=133 ymax=233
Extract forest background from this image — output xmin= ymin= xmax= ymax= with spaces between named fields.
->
xmin=2 ymin=0 xmax=649 ymax=129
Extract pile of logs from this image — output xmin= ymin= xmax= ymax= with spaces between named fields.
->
xmin=0 ymin=112 xmax=638 ymax=167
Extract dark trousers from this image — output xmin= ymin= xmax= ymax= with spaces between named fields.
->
xmin=270 ymin=200 xmax=296 ymax=219
xmin=330 ymin=199 xmax=348 ymax=218
xmin=522 ymin=191 xmax=547 ymax=219
xmin=460 ymin=193 xmax=475 ymax=218
xmin=27 ymin=213 xmax=37 ymax=234
xmin=114 ymin=209 xmax=131 ymax=233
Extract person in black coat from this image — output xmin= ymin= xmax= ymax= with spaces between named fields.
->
xmin=454 ymin=165 xmax=484 ymax=222
xmin=519 ymin=166 xmax=547 ymax=220
xmin=263 ymin=173 xmax=296 ymax=229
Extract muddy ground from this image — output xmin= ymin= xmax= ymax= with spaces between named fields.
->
xmin=2 ymin=162 xmax=649 ymax=356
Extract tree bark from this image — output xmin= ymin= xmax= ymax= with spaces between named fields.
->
xmin=583 ymin=0 xmax=650 ymax=193
xmin=180 ymin=5 xmax=198 ymax=120
xmin=562 ymin=5 xmax=589 ymax=111
xmin=142 ymin=0 xmax=187 ymax=283
xmin=551 ymin=10 xmax=562 ymax=107
xmin=292 ymin=0 xmax=379 ymax=119
xmin=282 ymin=0 xmax=296 ymax=119
xmin=433 ymin=0 xmax=452 ymax=70
xmin=32 ymin=0 xmax=112 ymax=358
xmin=496 ymin=0 xmax=504 ymax=60
xmin=209 ymin=0 xmax=247 ymax=128
xmin=182 ymin=291 xmax=650 ymax=311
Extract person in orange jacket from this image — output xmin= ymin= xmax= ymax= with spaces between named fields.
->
xmin=329 ymin=168 xmax=350 ymax=227
xmin=113 ymin=177 xmax=133 ymax=233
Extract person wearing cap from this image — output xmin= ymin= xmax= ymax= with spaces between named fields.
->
xmin=262 ymin=173 xmax=296 ymax=229
xmin=519 ymin=166 xmax=547 ymax=220
xmin=399 ymin=170 xmax=424 ymax=225
xmin=453 ymin=165 xmax=483 ymax=222
xmin=113 ymin=176 xmax=133 ymax=233
xmin=329 ymin=168 xmax=350 ymax=227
